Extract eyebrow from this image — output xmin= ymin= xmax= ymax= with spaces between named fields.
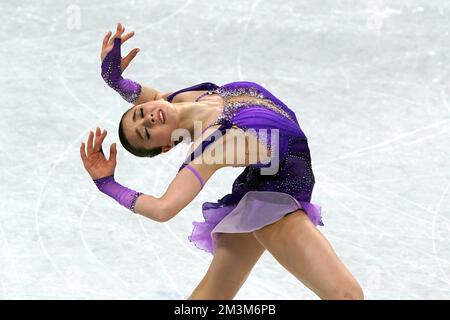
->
xmin=133 ymin=108 xmax=144 ymax=140
xmin=135 ymin=128 xmax=144 ymax=140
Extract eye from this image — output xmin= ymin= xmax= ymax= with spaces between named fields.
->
xmin=145 ymin=128 xmax=150 ymax=140
xmin=141 ymin=108 xmax=144 ymax=118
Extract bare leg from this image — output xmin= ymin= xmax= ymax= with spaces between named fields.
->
xmin=253 ymin=210 xmax=364 ymax=300
xmin=188 ymin=232 xmax=266 ymax=300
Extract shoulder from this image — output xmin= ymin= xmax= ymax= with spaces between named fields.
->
xmin=156 ymin=91 xmax=173 ymax=101
xmin=222 ymin=80 xmax=261 ymax=87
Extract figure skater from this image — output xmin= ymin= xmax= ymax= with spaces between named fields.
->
xmin=80 ymin=23 xmax=364 ymax=300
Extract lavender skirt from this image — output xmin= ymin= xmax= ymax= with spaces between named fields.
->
xmin=188 ymin=191 xmax=324 ymax=255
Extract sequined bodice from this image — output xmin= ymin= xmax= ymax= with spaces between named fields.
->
xmin=178 ymin=82 xmax=312 ymax=199
xmin=197 ymin=85 xmax=297 ymax=132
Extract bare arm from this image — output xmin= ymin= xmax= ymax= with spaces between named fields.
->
xmin=133 ymin=86 xmax=172 ymax=105
xmin=133 ymin=162 xmax=216 ymax=222
xmin=133 ymin=126 xmax=271 ymax=221
xmin=133 ymin=134 xmax=217 ymax=221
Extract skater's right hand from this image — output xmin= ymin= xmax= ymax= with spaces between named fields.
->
xmin=80 ymin=127 xmax=117 ymax=180
xmin=101 ymin=22 xmax=140 ymax=73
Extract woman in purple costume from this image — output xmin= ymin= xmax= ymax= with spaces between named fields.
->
xmin=80 ymin=23 xmax=364 ymax=300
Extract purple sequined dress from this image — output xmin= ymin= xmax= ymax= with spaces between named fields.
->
xmin=167 ymin=81 xmax=324 ymax=255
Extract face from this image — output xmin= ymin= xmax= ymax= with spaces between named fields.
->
xmin=122 ymin=100 xmax=177 ymax=151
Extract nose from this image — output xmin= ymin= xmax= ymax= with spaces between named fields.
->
xmin=143 ymin=111 xmax=157 ymax=127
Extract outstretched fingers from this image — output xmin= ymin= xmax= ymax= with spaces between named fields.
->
xmin=102 ymin=31 xmax=112 ymax=50
xmin=93 ymin=127 xmax=107 ymax=153
xmin=109 ymin=143 xmax=117 ymax=163
xmin=121 ymin=48 xmax=140 ymax=70
xmin=108 ymin=22 xmax=125 ymax=46
xmin=80 ymin=128 xmax=115 ymax=171
xmin=80 ymin=142 xmax=88 ymax=165
xmin=87 ymin=130 xmax=94 ymax=156
xmin=121 ymin=31 xmax=135 ymax=45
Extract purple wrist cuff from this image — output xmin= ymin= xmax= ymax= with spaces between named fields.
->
xmin=93 ymin=175 xmax=143 ymax=213
xmin=101 ymin=38 xmax=142 ymax=103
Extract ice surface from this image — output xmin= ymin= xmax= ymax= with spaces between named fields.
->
xmin=0 ymin=0 xmax=449 ymax=299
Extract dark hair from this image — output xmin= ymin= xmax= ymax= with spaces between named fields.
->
xmin=118 ymin=107 xmax=182 ymax=158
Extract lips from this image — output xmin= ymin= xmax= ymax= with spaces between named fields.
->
xmin=159 ymin=109 xmax=165 ymax=124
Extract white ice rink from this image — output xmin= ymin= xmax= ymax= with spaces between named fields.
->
xmin=1 ymin=0 xmax=449 ymax=299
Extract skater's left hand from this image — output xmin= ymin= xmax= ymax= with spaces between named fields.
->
xmin=101 ymin=22 xmax=139 ymax=73
xmin=80 ymin=127 xmax=117 ymax=180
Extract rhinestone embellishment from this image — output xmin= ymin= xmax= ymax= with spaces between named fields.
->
xmin=213 ymin=86 xmax=296 ymax=125
xmin=130 ymin=192 xmax=143 ymax=214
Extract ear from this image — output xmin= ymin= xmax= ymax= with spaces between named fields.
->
xmin=161 ymin=142 xmax=174 ymax=153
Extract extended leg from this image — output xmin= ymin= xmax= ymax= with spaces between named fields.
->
xmin=253 ymin=210 xmax=364 ymax=300
xmin=188 ymin=232 xmax=266 ymax=300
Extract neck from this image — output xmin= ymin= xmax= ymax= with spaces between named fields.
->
xmin=174 ymin=100 xmax=218 ymax=140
